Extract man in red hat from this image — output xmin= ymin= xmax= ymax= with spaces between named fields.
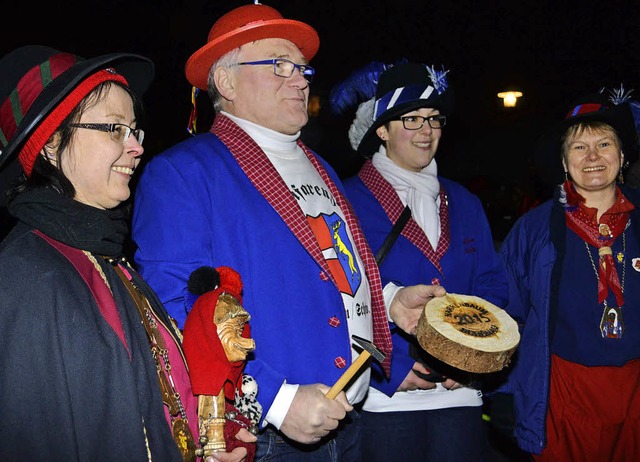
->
xmin=131 ymin=3 xmax=445 ymax=460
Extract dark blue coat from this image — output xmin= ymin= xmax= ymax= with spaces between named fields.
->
xmin=498 ymin=184 xmax=640 ymax=454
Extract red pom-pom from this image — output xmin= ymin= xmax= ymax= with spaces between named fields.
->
xmin=217 ymin=266 xmax=243 ymax=299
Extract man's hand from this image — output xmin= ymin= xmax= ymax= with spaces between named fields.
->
xmin=389 ymin=284 xmax=447 ymax=335
xmin=280 ymin=384 xmax=353 ymax=444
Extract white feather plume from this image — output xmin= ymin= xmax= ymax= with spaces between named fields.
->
xmin=348 ymin=97 xmax=375 ymax=151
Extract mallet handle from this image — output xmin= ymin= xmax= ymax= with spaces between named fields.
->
xmin=325 ymin=351 xmax=372 ymax=400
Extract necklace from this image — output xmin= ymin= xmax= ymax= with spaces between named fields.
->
xmin=107 ymin=257 xmax=197 ymax=461
xmin=585 ymin=227 xmax=627 ymax=339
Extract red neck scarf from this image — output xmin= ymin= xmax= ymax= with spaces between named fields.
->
xmin=563 ymin=181 xmax=633 ymax=306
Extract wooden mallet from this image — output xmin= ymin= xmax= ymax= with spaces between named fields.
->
xmin=325 ymin=335 xmax=386 ymax=400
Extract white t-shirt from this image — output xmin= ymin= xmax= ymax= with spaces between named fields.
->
xmin=225 ymin=113 xmax=374 ymax=425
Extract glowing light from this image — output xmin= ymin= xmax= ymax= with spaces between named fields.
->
xmin=497 ymin=91 xmax=523 ymax=108
xmin=308 ymin=95 xmax=321 ymax=117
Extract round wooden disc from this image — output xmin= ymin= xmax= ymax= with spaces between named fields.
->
xmin=415 ymin=293 xmax=520 ymax=373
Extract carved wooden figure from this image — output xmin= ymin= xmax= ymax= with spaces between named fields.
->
xmin=182 ymin=267 xmax=255 ymax=458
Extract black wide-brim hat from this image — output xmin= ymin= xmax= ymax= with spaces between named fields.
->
xmin=534 ymin=91 xmax=638 ymax=187
xmin=358 ymin=62 xmax=454 ymax=157
xmin=0 ymin=45 xmax=154 ymax=172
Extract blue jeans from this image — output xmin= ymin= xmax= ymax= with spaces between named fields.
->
xmin=360 ymin=406 xmax=485 ymax=462
xmin=255 ymin=410 xmax=361 ymax=461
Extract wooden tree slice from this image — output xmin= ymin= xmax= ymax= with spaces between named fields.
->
xmin=415 ymin=293 xmax=520 ymax=373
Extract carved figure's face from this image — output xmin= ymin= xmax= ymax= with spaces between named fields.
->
xmin=215 ymin=293 xmax=256 ymax=362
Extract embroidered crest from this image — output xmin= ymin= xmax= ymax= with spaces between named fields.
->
xmin=308 ymin=213 xmax=362 ymax=295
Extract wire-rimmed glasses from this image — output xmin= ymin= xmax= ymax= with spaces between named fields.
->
xmin=236 ymin=58 xmax=315 ymax=83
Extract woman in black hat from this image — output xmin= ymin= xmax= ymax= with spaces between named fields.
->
xmin=0 ymin=46 xmax=253 ymax=461
xmin=498 ymin=89 xmax=640 ymax=461
xmin=331 ymin=62 xmax=508 ymax=462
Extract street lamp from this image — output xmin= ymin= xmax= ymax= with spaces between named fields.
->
xmin=497 ymin=91 xmax=523 ymax=108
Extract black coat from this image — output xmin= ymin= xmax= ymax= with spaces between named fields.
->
xmin=0 ymin=219 xmax=185 ymax=461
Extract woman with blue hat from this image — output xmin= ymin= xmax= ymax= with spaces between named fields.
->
xmin=332 ymin=61 xmax=508 ymax=462
xmin=499 ymin=88 xmax=640 ymax=461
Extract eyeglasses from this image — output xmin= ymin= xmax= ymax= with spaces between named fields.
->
xmin=68 ymin=123 xmax=144 ymax=145
xmin=393 ymin=115 xmax=447 ymax=130
xmin=236 ymin=58 xmax=315 ymax=83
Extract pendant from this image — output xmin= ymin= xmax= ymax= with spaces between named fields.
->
xmin=600 ymin=305 xmax=624 ymax=339
xmin=172 ymin=418 xmax=197 ymax=462
xmin=598 ymin=223 xmax=612 ymax=238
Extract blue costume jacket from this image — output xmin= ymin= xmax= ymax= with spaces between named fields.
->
xmin=343 ymin=161 xmax=508 ymax=394
xmin=132 ymin=116 xmax=391 ymax=424
xmin=498 ymin=184 xmax=640 ymax=454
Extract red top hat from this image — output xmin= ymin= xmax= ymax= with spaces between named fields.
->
xmin=185 ymin=3 xmax=319 ymax=90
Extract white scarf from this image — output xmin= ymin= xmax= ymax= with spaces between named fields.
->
xmin=372 ymin=148 xmax=441 ymax=250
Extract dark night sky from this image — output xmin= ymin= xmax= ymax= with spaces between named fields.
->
xmin=3 ymin=0 xmax=640 ymax=232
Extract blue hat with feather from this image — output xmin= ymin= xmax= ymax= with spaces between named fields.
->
xmin=330 ymin=60 xmax=453 ymax=157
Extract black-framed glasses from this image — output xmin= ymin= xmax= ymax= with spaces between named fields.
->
xmin=68 ymin=123 xmax=144 ymax=145
xmin=236 ymin=58 xmax=315 ymax=83
xmin=394 ymin=115 xmax=447 ymax=130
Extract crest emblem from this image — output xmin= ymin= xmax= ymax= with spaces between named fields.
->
xmin=308 ymin=213 xmax=362 ymax=295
